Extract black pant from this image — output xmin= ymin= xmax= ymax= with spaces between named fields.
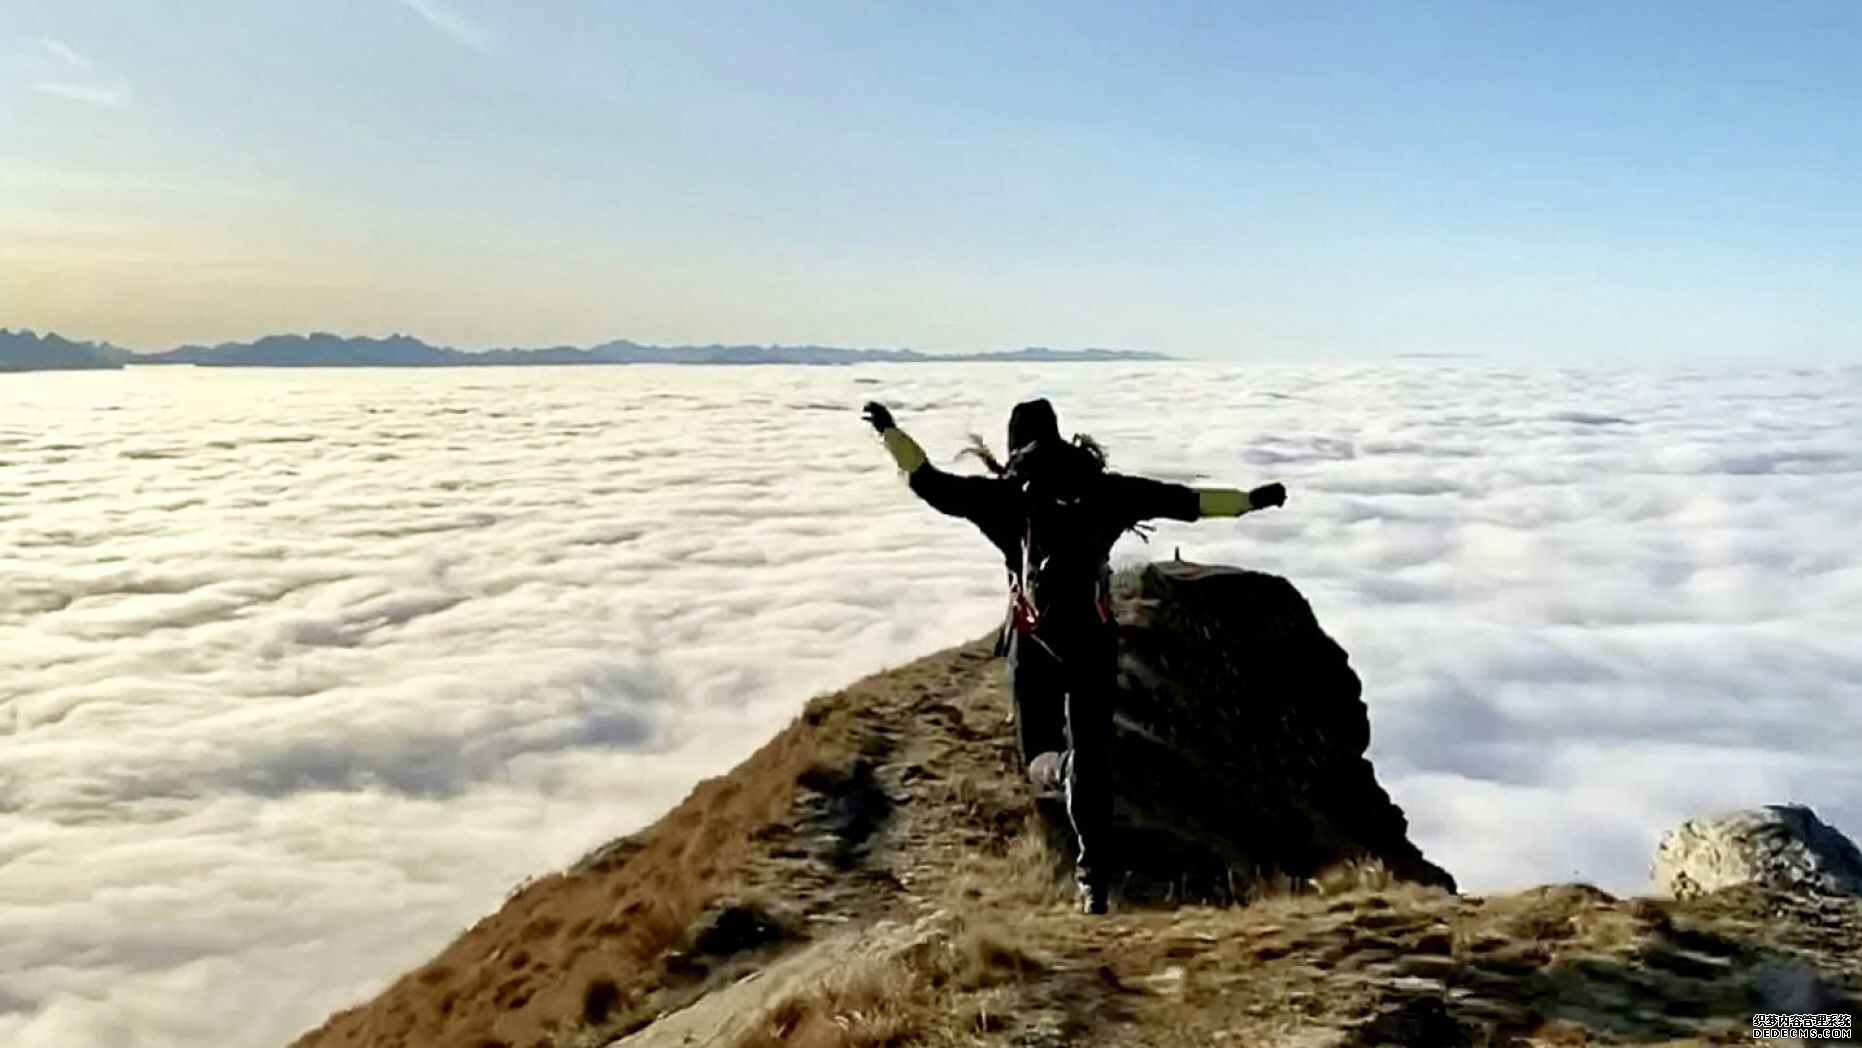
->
xmin=1007 ymin=619 xmax=1117 ymax=890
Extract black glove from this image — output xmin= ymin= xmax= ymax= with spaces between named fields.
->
xmin=861 ymin=401 xmax=895 ymax=434
xmin=1249 ymin=482 xmax=1287 ymax=509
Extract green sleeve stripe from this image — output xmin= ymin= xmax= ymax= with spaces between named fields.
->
xmin=882 ymin=428 xmax=928 ymax=473
xmin=1197 ymin=488 xmax=1254 ymax=517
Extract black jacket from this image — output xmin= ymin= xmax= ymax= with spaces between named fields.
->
xmin=905 ymin=442 xmax=1201 ymax=620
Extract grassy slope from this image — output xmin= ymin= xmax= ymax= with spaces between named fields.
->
xmin=292 ymin=633 xmax=1862 ymax=1048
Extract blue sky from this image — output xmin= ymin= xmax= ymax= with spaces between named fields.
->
xmin=3 ymin=1 xmax=1858 ymax=362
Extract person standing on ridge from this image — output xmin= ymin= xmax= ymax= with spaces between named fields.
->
xmin=860 ymin=397 xmax=1287 ymax=914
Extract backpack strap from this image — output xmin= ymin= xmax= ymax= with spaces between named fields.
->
xmin=1013 ymin=517 xmax=1040 ymax=635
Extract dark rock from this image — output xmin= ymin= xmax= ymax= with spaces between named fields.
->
xmin=794 ymin=758 xmax=893 ymax=869
xmin=1750 ymin=959 xmax=1853 ymax=1014
xmin=689 ymin=901 xmax=791 ymax=959
xmin=581 ymin=977 xmax=621 ymax=1024
xmin=1040 ymin=560 xmax=1455 ymax=902
xmin=1351 ymin=994 xmax=1474 ymax=1047
xmin=664 ymin=899 xmax=795 ymax=980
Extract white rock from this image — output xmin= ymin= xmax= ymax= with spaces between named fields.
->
xmin=1651 ymin=804 xmax=1862 ymax=899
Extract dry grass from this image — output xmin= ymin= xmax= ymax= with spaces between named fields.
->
xmin=285 ymin=617 xmax=1862 ymax=1048
xmin=935 ymin=821 xmax=1073 ymax=914
xmin=730 ymin=919 xmax=1046 ymax=1048
xmin=1306 ymin=856 xmax=1398 ymax=896
xmin=1451 ymin=882 xmax=1644 ymax=967
xmin=290 ymin=685 xmax=877 ymax=1048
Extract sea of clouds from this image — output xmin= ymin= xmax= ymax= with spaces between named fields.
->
xmin=1 ymin=361 xmax=1858 ymax=1047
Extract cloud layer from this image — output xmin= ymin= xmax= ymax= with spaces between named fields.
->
xmin=1 ymin=362 xmax=1858 ymax=1046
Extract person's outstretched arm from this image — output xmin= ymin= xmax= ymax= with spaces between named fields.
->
xmin=862 ymin=401 xmax=1007 ymax=523
xmin=1105 ymin=472 xmax=1288 ymax=523
xmin=1193 ymin=482 xmax=1287 ymax=518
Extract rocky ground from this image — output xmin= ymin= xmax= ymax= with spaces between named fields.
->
xmin=291 ymin=568 xmax=1860 ymax=1048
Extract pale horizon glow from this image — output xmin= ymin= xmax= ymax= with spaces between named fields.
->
xmin=2 ymin=2 xmax=1859 ymax=363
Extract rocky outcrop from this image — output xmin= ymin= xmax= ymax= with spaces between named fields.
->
xmin=1652 ymin=804 xmax=1862 ymax=900
xmin=1078 ymin=560 xmax=1456 ymax=901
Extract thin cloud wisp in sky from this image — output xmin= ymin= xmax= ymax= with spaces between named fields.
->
xmin=25 ymin=38 xmax=127 ymax=108
xmin=41 ymin=39 xmax=91 ymax=70
xmin=396 ymin=0 xmax=492 ymax=52
xmin=31 ymin=81 xmax=129 ymax=108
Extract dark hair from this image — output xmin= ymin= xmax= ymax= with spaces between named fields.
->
xmin=957 ymin=433 xmax=1006 ymax=475
xmin=958 ymin=431 xmax=1106 ymax=476
xmin=962 ymin=428 xmax=1149 ymax=541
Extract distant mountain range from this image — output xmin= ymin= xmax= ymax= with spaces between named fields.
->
xmin=0 ymin=329 xmax=1169 ymax=372
xmin=0 ymin=330 xmax=131 ymax=371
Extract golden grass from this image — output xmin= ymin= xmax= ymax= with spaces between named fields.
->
xmin=284 ymin=612 xmax=1862 ymax=1048
xmin=291 ymin=687 xmax=873 ymax=1048
xmin=730 ymin=918 xmax=1046 ymax=1048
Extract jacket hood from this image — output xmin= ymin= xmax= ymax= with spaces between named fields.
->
xmin=1007 ymin=398 xmax=1060 ymax=454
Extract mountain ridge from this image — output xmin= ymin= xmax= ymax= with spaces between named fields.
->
xmin=0 ymin=328 xmax=1170 ymax=370
xmin=0 ymin=328 xmax=132 ymax=371
xmin=286 ymin=561 xmax=1859 ymax=1048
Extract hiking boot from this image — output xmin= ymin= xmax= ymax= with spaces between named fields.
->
xmin=1077 ymin=880 xmax=1109 ymax=916
xmin=1026 ymin=751 xmax=1067 ymax=796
